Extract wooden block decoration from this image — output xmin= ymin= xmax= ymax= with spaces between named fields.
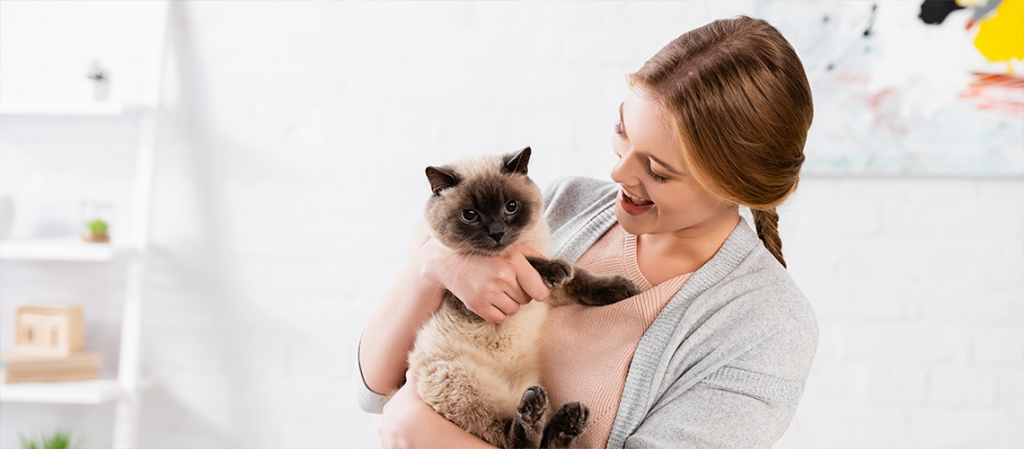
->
xmin=15 ymin=305 xmax=84 ymax=357
xmin=0 ymin=350 xmax=102 ymax=383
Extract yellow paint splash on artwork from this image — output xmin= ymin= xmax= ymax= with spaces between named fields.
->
xmin=974 ymin=0 xmax=1024 ymax=68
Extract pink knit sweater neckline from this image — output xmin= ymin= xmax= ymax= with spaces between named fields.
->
xmin=538 ymin=224 xmax=693 ymax=448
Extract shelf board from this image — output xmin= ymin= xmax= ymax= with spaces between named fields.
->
xmin=0 ymin=378 xmax=122 ymax=404
xmin=0 ymin=101 xmax=144 ymax=117
xmin=0 ymin=238 xmax=117 ymax=261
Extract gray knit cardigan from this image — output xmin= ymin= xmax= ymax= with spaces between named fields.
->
xmin=356 ymin=176 xmax=818 ymax=448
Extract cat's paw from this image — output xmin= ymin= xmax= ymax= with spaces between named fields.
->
xmin=572 ymin=273 xmax=639 ymax=306
xmin=600 ymin=275 xmax=641 ymax=303
xmin=516 ymin=385 xmax=548 ymax=426
xmin=541 ymin=402 xmax=590 ymax=448
xmin=526 ymin=257 xmax=574 ymax=289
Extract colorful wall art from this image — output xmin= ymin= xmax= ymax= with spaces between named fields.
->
xmin=759 ymin=0 xmax=1023 ymax=177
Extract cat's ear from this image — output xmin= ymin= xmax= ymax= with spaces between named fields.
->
xmin=502 ymin=146 xmax=531 ymax=176
xmin=426 ymin=165 xmax=460 ymax=195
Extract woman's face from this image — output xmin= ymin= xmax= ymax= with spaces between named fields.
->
xmin=610 ymin=88 xmax=736 ymax=238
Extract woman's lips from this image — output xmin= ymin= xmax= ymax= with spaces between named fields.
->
xmin=619 ymin=187 xmax=655 ymax=216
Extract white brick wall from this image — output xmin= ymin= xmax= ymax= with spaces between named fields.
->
xmin=1 ymin=2 xmax=1021 ymax=448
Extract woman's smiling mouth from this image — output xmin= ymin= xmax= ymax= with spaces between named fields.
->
xmin=619 ymin=186 xmax=655 ymax=215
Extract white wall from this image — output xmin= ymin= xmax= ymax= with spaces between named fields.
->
xmin=1 ymin=2 xmax=1021 ymax=448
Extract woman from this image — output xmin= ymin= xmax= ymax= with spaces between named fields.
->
xmin=358 ymin=16 xmax=818 ymax=448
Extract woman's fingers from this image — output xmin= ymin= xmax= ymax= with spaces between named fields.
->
xmin=512 ymin=242 xmax=545 ymax=259
xmin=510 ymin=245 xmax=550 ymax=302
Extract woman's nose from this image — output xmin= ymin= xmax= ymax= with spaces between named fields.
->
xmin=610 ymin=148 xmax=638 ymax=184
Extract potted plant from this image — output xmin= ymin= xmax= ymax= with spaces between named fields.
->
xmin=85 ymin=60 xmax=110 ymax=102
xmin=80 ymin=201 xmax=112 ymax=243
xmin=19 ymin=430 xmax=81 ymax=449
xmin=83 ymin=219 xmax=109 ymax=243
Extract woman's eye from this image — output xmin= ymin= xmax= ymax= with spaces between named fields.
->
xmin=647 ymin=167 xmax=667 ymax=183
xmin=614 ymin=122 xmax=627 ymax=139
xmin=505 ymin=200 xmax=518 ymax=214
xmin=461 ymin=209 xmax=479 ymax=222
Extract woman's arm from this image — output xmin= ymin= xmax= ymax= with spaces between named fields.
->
xmin=378 ymin=371 xmax=497 ymax=449
xmin=358 ymin=238 xmax=550 ymax=397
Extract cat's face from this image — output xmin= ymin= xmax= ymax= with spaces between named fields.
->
xmin=424 ymin=147 xmax=541 ymax=255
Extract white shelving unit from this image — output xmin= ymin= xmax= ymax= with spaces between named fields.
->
xmin=0 ymin=379 xmax=123 ymax=405
xmin=0 ymin=3 xmax=169 ymax=448
xmin=0 ymin=102 xmax=143 ymax=117
xmin=0 ymin=239 xmax=119 ymax=262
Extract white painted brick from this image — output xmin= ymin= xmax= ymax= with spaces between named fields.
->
xmin=869 ymin=365 xmax=929 ymax=407
xmin=994 ymin=369 xmax=1024 ymax=414
xmin=929 ymin=366 xmax=997 ymax=408
xmin=917 ymin=283 xmax=1024 ymax=326
xmin=787 ymin=407 xmax=912 ymax=448
xmin=843 ymin=322 xmax=971 ymax=366
xmin=974 ymin=327 xmax=1024 ymax=368
xmin=801 ymin=278 xmax=910 ymax=321
xmin=802 ymin=361 xmax=870 ymax=405
xmin=909 ymin=409 xmax=1013 ymax=448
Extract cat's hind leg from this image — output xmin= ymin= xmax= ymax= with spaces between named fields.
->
xmin=540 ymin=402 xmax=590 ymax=448
xmin=505 ymin=385 xmax=547 ymax=449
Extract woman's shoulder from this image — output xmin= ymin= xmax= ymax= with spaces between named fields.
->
xmin=696 ymin=239 xmax=819 ymax=364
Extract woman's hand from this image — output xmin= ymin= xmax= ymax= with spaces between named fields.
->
xmin=378 ymin=372 xmax=436 ymax=448
xmin=379 ymin=372 xmax=495 ymax=449
xmin=419 ymin=239 xmax=550 ymax=324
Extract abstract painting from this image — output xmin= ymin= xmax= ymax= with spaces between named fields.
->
xmin=758 ymin=0 xmax=1023 ymax=177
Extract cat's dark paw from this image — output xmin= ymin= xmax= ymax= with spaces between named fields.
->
xmin=540 ymin=402 xmax=590 ymax=448
xmin=598 ymin=275 xmax=641 ymax=303
xmin=526 ymin=257 xmax=574 ymax=289
xmin=567 ymin=272 xmax=640 ymax=306
xmin=516 ymin=385 xmax=548 ymax=426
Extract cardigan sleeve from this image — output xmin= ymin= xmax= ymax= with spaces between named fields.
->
xmin=622 ymin=312 xmax=817 ymax=449
xmin=354 ymin=335 xmax=392 ymax=414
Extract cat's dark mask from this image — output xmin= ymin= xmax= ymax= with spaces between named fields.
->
xmin=423 ymin=147 xmax=538 ymax=254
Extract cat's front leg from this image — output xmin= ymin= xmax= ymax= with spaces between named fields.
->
xmin=527 ymin=257 xmax=638 ymax=307
xmin=560 ymin=267 xmax=639 ymax=306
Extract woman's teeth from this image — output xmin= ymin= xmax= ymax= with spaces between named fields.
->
xmin=623 ymin=190 xmax=653 ymax=206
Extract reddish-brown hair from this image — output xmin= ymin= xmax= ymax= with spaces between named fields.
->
xmin=627 ymin=16 xmax=813 ymax=268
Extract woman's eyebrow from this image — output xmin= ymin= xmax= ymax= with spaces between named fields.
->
xmin=618 ymin=102 xmax=629 ymax=138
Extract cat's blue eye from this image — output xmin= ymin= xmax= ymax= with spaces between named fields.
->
xmin=461 ymin=209 xmax=479 ymax=222
xmin=505 ymin=200 xmax=518 ymax=214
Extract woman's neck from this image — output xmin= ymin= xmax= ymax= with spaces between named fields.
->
xmin=635 ymin=210 xmax=739 ymax=286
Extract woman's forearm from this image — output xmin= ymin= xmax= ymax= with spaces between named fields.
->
xmin=359 ymin=244 xmax=447 ymax=395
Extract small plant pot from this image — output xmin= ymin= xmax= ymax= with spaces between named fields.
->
xmin=92 ymin=80 xmax=110 ymax=102
xmin=82 ymin=231 xmax=109 ymax=243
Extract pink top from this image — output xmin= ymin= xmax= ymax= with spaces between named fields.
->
xmin=538 ymin=224 xmax=693 ymax=448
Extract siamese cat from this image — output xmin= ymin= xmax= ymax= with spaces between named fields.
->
xmin=405 ymin=147 xmax=639 ymax=448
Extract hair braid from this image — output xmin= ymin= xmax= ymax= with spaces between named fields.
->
xmin=752 ymin=207 xmax=786 ymax=268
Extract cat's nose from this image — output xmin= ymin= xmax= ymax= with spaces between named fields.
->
xmin=488 ymin=231 xmax=505 ymax=243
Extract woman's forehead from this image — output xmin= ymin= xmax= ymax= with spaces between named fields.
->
xmin=622 ymin=90 xmax=686 ymax=171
